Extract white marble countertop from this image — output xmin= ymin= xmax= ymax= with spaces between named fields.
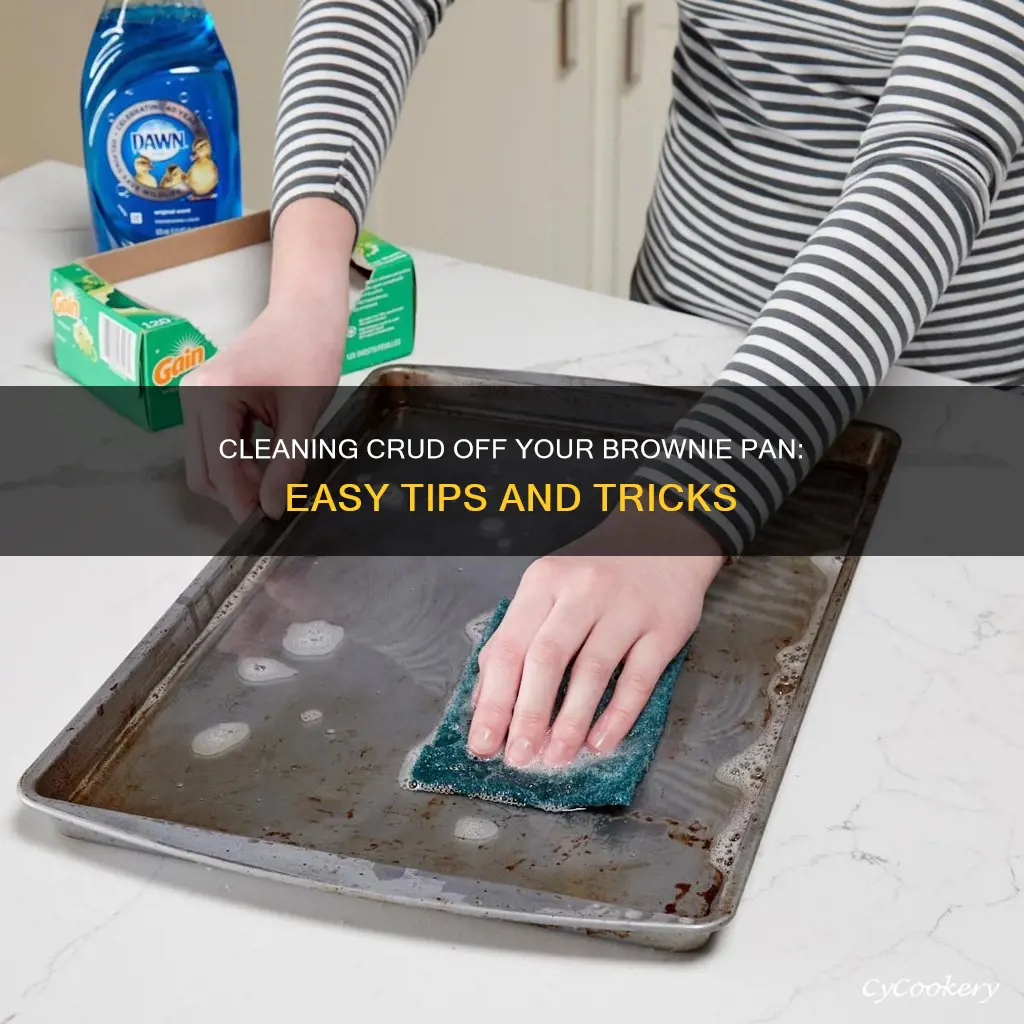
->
xmin=1 ymin=162 xmax=1021 ymax=1023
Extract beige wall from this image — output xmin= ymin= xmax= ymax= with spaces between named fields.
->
xmin=0 ymin=0 xmax=296 ymax=207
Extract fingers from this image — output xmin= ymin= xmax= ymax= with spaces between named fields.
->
xmin=202 ymin=399 xmax=260 ymax=522
xmin=180 ymin=380 xmax=259 ymax=522
xmin=543 ymin=610 xmax=644 ymax=767
xmin=469 ymin=579 xmax=554 ymax=759
xmin=469 ymin=554 xmax=700 ymax=771
xmin=259 ymin=386 xmax=334 ymax=519
xmin=587 ymin=631 xmax=679 ymax=754
xmin=181 ymin=385 xmax=214 ymax=500
xmin=504 ymin=595 xmax=598 ymax=767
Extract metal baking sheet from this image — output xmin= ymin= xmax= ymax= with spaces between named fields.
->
xmin=20 ymin=366 xmax=900 ymax=951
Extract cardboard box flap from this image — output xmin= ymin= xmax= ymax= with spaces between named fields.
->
xmin=52 ymin=211 xmax=417 ymax=431
xmin=81 ymin=211 xmax=272 ymax=284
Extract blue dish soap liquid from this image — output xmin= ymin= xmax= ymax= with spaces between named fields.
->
xmin=81 ymin=0 xmax=242 ymax=251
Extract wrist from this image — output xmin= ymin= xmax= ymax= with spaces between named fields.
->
xmin=591 ymin=507 xmax=728 ymax=574
xmin=264 ymin=288 xmax=349 ymax=336
xmin=256 ymin=292 xmax=348 ymax=371
xmin=267 ymin=198 xmax=357 ymax=318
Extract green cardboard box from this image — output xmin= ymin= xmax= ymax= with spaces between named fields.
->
xmin=51 ymin=212 xmax=417 ymax=430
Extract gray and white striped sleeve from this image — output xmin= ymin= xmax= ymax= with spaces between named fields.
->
xmin=637 ymin=0 xmax=1024 ymax=556
xmin=271 ymin=0 xmax=455 ymax=234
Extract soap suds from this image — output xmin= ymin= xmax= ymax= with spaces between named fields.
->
xmin=282 ymin=620 xmax=345 ymax=658
xmin=709 ymin=556 xmax=843 ymax=873
xmin=237 ymin=657 xmax=297 ymax=685
xmin=129 ymin=558 xmax=273 ymax=721
xmin=464 ymin=610 xmax=494 ymax=645
xmin=453 ymin=816 xmax=499 ymax=842
xmin=191 ymin=722 xmax=251 ymax=758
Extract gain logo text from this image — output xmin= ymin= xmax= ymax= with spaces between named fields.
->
xmin=52 ymin=290 xmax=81 ymax=320
xmin=152 ymin=344 xmax=205 ymax=387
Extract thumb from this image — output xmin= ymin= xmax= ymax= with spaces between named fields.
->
xmin=259 ymin=388 xmax=329 ymax=519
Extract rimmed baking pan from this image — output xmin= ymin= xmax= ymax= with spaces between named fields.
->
xmin=19 ymin=366 xmax=900 ymax=950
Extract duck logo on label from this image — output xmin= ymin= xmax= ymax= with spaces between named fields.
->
xmin=108 ymin=100 xmax=214 ymax=201
xmin=152 ymin=342 xmax=206 ymax=386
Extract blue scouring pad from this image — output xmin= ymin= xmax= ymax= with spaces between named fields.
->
xmin=400 ymin=599 xmax=690 ymax=812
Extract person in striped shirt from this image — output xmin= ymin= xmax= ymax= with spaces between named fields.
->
xmin=183 ymin=0 xmax=1024 ymax=771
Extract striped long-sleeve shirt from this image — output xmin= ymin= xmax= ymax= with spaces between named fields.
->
xmin=272 ymin=0 xmax=1024 ymax=555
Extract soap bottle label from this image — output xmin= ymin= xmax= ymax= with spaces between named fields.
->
xmin=102 ymin=82 xmax=227 ymax=239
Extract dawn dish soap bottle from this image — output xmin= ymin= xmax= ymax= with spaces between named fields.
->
xmin=81 ymin=0 xmax=242 ymax=252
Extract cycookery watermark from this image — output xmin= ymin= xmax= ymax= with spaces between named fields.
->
xmin=863 ymin=978 xmax=999 ymax=1005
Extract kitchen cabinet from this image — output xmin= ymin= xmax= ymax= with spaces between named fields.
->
xmin=366 ymin=0 xmax=679 ymax=297
xmin=612 ymin=0 xmax=679 ymax=297
xmin=368 ymin=0 xmax=601 ymax=291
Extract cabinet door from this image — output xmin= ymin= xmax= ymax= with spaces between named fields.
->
xmin=366 ymin=0 xmax=599 ymax=290
xmin=613 ymin=0 xmax=678 ymax=297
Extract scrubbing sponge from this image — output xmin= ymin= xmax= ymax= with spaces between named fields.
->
xmin=400 ymin=600 xmax=689 ymax=812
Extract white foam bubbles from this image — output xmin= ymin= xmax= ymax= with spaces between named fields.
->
xmin=300 ymin=708 xmax=323 ymax=724
xmin=191 ymin=722 xmax=251 ymax=758
xmin=282 ymin=620 xmax=346 ymax=658
xmin=237 ymin=657 xmax=298 ymax=685
xmin=464 ymin=610 xmax=494 ymax=645
xmin=454 ymin=817 xmax=499 ymax=842
xmin=709 ymin=555 xmax=843 ymax=873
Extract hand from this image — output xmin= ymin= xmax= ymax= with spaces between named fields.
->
xmin=468 ymin=510 xmax=726 ymax=768
xmin=180 ymin=297 xmax=346 ymax=521
xmin=180 ymin=198 xmax=357 ymax=522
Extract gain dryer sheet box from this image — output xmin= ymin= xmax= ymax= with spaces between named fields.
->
xmin=50 ymin=211 xmax=417 ymax=430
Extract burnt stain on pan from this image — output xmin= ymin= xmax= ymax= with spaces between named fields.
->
xmin=663 ymin=882 xmax=692 ymax=915
xmin=418 ymin=795 xmax=444 ymax=821
xmin=627 ymin=811 xmax=712 ymax=851
xmin=263 ymin=829 xmax=300 ymax=846
xmin=698 ymin=869 xmax=724 ymax=911
xmin=668 ymin=830 xmax=711 ymax=850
